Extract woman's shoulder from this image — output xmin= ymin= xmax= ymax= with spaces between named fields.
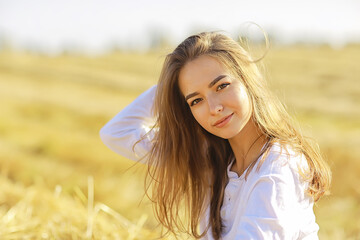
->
xmin=247 ymin=141 xmax=312 ymax=202
xmin=255 ymin=141 xmax=310 ymax=182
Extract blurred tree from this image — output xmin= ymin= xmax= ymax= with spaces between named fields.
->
xmin=147 ymin=27 xmax=172 ymax=49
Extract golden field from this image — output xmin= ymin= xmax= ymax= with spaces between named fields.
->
xmin=0 ymin=44 xmax=359 ymax=239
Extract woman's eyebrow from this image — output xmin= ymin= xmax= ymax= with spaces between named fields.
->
xmin=184 ymin=75 xmax=228 ymax=101
xmin=208 ymin=75 xmax=227 ymax=88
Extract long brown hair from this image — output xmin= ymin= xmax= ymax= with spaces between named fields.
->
xmin=141 ymin=32 xmax=331 ymax=239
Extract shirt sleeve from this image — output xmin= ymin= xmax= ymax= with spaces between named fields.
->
xmin=99 ymin=85 xmax=157 ymax=163
xmin=233 ymin=162 xmax=317 ymax=240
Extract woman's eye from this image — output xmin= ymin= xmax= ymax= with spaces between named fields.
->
xmin=217 ymin=83 xmax=230 ymax=91
xmin=190 ymin=98 xmax=202 ymax=106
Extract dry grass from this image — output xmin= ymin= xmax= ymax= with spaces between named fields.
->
xmin=0 ymin=44 xmax=359 ymax=239
xmin=0 ymin=175 xmax=155 ymax=239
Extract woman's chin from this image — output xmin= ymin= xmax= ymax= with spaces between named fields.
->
xmin=213 ymin=130 xmax=239 ymax=140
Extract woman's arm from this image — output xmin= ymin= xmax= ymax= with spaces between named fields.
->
xmin=99 ymin=85 xmax=157 ymax=163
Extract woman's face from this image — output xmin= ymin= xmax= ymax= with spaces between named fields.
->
xmin=178 ymin=55 xmax=252 ymax=139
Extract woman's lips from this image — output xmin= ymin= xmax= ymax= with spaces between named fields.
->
xmin=213 ymin=113 xmax=234 ymax=127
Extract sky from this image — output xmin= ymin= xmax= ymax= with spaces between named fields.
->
xmin=0 ymin=0 xmax=359 ymax=54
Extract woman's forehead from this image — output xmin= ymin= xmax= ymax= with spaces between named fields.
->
xmin=178 ymin=55 xmax=229 ymax=91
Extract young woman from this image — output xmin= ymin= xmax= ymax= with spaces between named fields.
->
xmin=100 ymin=32 xmax=331 ymax=239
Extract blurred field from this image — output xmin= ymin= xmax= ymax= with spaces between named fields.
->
xmin=0 ymin=44 xmax=359 ymax=239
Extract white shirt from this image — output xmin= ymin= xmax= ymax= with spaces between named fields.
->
xmin=100 ymin=86 xmax=319 ymax=240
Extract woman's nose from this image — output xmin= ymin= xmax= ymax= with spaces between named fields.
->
xmin=208 ymin=98 xmax=223 ymax=115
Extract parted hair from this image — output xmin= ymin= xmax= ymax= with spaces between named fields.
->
xmin=142 ymin=32 xmax=331 ymax=239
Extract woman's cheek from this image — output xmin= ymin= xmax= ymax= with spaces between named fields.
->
xmin=192 ymin=108 xmax=207 ymax=129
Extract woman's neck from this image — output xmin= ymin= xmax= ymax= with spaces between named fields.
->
xmin=228 ymin=118 xmax=267 ymax=176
